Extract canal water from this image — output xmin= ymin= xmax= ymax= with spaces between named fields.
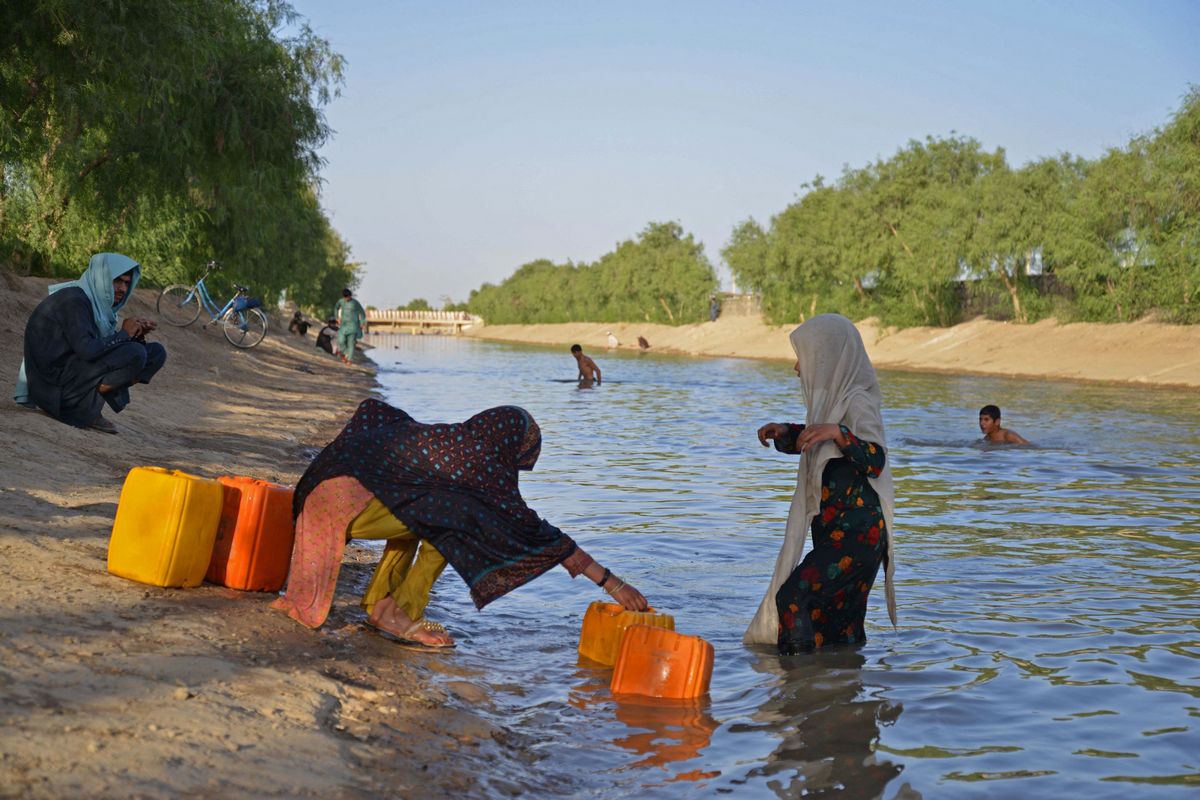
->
xmin=361 ymin=332 xmax=1199 ymax=799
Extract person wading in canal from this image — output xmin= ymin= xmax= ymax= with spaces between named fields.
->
xmin=570 ymin=343 xmax=602 ymax=387
xmin=978 ymin=404 xmax=1031 ymax=445
xmin=272 ymin=399 xmax=648 ymax=649
xmin=745 ymin=314 xmax=896 ymax=654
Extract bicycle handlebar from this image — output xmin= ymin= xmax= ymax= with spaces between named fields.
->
xmin=201 ymin=261 xmax=251 ymax=294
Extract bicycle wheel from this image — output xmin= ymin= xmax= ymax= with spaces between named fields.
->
xmin=157 ymin=285 xmax=201 ymax=326
xmin=223 ymin=307 xmax=268 ymax=348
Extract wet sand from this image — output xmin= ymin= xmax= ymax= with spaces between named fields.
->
xmin=464 ymin=314 xmax=1200 ymax=389
xmin=0 ymin=274 xmax=514 ymax=798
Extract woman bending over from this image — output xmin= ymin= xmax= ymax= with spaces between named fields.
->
xmin=273 ymin=400 xmax=647 ymax=648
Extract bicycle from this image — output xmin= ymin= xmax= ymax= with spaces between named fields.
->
xmin=156 ymin=261 xmax=269 ymax=348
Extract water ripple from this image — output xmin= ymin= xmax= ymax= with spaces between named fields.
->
xmin=366 ymin=333 xmax=1200 ymax=798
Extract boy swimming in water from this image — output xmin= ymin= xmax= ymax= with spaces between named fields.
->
xmin=979 ymin=405 xmax=1030 ymax=444
xmin=570 ymin=344 xmax=602 ymax=387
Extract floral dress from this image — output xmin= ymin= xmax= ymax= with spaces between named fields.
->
xmin=773 ymin=424 xmax=888 ymax=654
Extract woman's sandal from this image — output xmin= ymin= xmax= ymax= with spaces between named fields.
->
xmin=402 ymin=619 xmax=455 ymax=649
xmin=365 ymin=617 xmax=455 ymax=651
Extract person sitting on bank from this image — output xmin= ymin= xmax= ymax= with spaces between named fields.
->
xmin=334 ymin=288 xmax=366 ymax=365
xmin=315 ymin=317 xmax=338 ymax=355
xmin=288 ymin=311 xmax=310 ymax=337
xmin=978 ymin=404 xmax=1030 ymax=445
xmin=571 ymin=343 xmax=602 ymax=387
xmin=14 ymin=253 xmax=166 ymax=434
xmin=272 ymin=400 xmax=648 ymax=649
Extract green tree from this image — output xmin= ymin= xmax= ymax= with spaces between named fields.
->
xmin=864 ymin=136 xmax=1003 ymax=326
xmin=0 ymin=0 xmax=350 ymax=302
xmin=466 ymin=222 xmax=717 ymax=325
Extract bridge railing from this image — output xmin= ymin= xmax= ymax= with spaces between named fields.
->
xmin=367 ymin=309 xmax=479 ymax=322
xmin=365 ymin=309 xmax=483 ymax=333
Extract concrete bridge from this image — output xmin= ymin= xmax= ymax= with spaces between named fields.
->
xmin=365 ymin=309 xmax=482 ymax=334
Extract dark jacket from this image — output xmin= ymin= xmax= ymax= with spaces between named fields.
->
xmin=24 ymin=287 xmax=132 ymax=424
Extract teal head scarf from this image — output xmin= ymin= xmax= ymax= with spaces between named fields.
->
xmin=75 ymin=252 xmax=141 ymax=335
xmin=13 ymin=252 xmax=142 ymax=404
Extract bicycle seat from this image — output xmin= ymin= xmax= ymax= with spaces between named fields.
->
xmin=235 ymin=284 xmax=250 ymax=293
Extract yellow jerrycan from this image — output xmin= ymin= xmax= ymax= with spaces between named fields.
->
xmin=578 ymin=600 xmax=675 ymax=666
xmin=107 ymin=466 xmax=224 ymax=588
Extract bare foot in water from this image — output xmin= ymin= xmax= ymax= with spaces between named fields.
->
xmin=367 ymin=596 xmax=454 ymax=648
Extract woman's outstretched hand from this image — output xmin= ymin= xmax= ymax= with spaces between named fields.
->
xmin=612 ymin=581 xmax=648 ymax=612
xmin=757 ymin=422 xmax=789 ymax=447
xmin=579 ymin=553 xmax=650 ymax=612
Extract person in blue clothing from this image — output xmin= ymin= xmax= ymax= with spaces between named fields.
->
xmin=334 ymin=288 xmax=367 ymax=364
xmin=15 ymin=253 xmax=166 ymax=434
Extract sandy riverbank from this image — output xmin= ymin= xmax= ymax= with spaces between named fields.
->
xmin=463 ymin=314 xmax=1200 ymax=388
xmin=0 ymin=274 xmax=521 ymax=798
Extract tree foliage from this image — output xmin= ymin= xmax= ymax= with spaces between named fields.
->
xmin=466 ymin=222 xmax=717 ymax=325
xmin=724 ymin=89 xmax=1200 ymax=326
xmin=0 ymin=0 xmax=359 ymax=302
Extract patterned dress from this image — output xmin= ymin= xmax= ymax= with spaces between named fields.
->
xmin=773 ymin=424 xmax=888 ymax=654
xmin=293 ymin=400 xmax=577 ymax=610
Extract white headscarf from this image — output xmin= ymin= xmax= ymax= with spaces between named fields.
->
xmin=744 ymin=314 xmax=896 ymax=645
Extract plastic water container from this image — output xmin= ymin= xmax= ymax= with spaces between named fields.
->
xmin=205 ymin=476 xmax=296 ymax=592
xmin=578 ymin=600 xmax=675 ymax=666
xmin=610 ymin=626 xmax=714 ymax=700
xmin=107 ymin=466 xmax=224 ymax=588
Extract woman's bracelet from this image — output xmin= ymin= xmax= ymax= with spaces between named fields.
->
xmin=604 ymin=578 xmax=625 ymax=596
xmin=595 ymin=567 xmax=611 ymax=588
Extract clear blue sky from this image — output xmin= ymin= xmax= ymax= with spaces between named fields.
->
xmin=287 ymin=0 xmax=1199 ymax=308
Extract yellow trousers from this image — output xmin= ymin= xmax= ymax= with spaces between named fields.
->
xmin=349 ymin=497 xmax=448 ymax=622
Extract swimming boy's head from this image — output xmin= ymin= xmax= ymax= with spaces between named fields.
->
xmin=979 ymin=404 xmax=1002 ymax=435
xmin=570 ymin=344 xmax=582 ymax=354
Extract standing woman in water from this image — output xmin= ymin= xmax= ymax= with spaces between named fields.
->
xmin=745 ymin=314 xmax=896 ymax=654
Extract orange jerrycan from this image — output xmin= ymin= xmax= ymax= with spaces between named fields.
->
xmin=107 ymin=467 xmax=225 ymax=588
xmin=578 ymin=601 xmax=675 ymax=666
xmin=205 ymin=476 xmax=296 ymax=592
xmin=610 ymin=626 xmax=714 ymax=700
